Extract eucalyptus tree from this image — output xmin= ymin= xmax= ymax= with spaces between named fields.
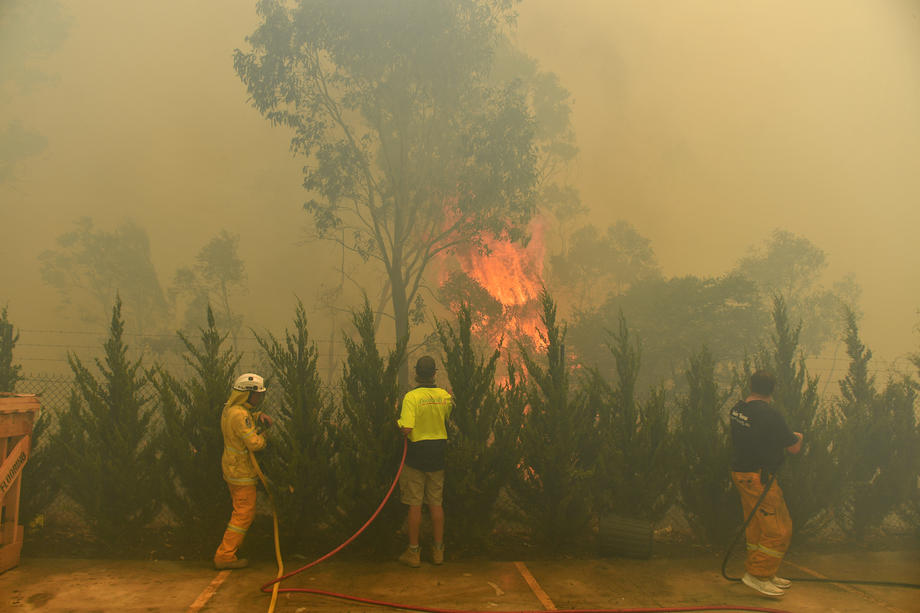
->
xmin=549 ymin=220 xmax=661 ymax=311
xmin=570 ymin=273 xmax=767 ymax=388
xmin=171 ymin=230 xmax=247 ymax=342
xmin=234 ymin=0 xmax=540 ymax=386
xmin=734 ymin=229 xmax=860 ymax=355
xmin=39 ymin=217 xmax=169 ymax=336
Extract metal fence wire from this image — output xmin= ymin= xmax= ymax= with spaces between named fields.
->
xmin=18 ymin=374 xmax=73 ymax=414
xmin=16 ymin=373 xmax=283 ymax=418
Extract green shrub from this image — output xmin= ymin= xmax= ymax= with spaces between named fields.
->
xmin=676 ymin=347 xmax=737 ymax=547
xmin=510 ymin=291 xmax=596 ymax=550
xmin=54 ymin=296 xmax=160 ymax=548
xmin=0 ymin=306 xmax=22 ymax=392
xmin=439 ymin=304 xmax=521 ymax=552
xmin=862 ymin=377 xmax=919 ymax=535
xmin=589 ymin=313 xmax=675 ymax=523
xmin=20 ymin=407 xmax=59 ymax=526
xmin=738 ymin=295 xmax=840 ymax=537
xmin=835 ymin=308 xmax=879 ymax=537
xmin=256 ymin=300 xmax=336 ymax=554
xmin=329 ymin=299 xmax=406 ymax=555
xmin=151 ymin=305 xmax=239 ymax=555
xmin=836 ymin=309 xmax=919 ymax=538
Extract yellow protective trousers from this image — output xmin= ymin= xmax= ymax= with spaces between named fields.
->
xmin=731 ymin=471 xmax=793 ymax=579
xmin=214 ymin=483 xmax=257 ymax=564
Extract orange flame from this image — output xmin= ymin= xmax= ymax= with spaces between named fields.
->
xmin=457 ymin=222 xmax=545 ymax=306
xmin=440 ymin=219 xmax=546 ymax=347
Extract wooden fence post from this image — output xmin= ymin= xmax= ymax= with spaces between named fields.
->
xmin=0 ymin=394 xmax=40 ymax=574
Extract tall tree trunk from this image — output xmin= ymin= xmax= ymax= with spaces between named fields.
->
xmin=327 ymin=235 xmax=346 ymax=386
xmin=390 ymin=269 xmax=410 ymax=391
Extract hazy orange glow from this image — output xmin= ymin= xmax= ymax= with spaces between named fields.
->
xmin=459 ymin=222 xmax=545 ymax=307
xmin=443 ymin=219 xmax=547 ymax=347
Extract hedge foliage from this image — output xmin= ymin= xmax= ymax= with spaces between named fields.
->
xmin=11 ymin=292 xmax=920 ymax=558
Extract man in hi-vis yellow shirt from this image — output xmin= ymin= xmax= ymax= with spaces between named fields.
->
xmin=397 ymin=356 xmax=453 ymax=567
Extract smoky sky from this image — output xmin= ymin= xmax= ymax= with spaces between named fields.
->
xmin=2 ymin=0 xmax=919 ymax=374
xmin=516 ymin=0 xmax=920 ymax=368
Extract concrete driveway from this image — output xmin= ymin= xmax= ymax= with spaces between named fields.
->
xmin=1 ymin=548 xmax=917 ymax=612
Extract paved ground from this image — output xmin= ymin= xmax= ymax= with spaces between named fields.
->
xmin=1 ymin=548 xmax=918 ymax=612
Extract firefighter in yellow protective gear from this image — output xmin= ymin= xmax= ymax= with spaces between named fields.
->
xmin=213 ymin=373 xmax=273 ymax=570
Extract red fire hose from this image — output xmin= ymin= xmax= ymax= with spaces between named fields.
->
xmin=256 ymin=439 xmax=793 ymax=613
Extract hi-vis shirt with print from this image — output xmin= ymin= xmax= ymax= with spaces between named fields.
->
xmin=398 ymin=386 xmax=453 ymax=442
xmin=220 ymin=389 xmax=266 ymax=485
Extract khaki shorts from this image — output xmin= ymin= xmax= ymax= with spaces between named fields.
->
xmin=399 ymin=465 xmax=444 ymax=506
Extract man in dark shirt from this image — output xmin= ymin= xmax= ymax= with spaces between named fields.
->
xmin=729 ymin=370 xmax=803 ymax=598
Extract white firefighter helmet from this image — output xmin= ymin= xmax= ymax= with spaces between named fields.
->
xmin=233 ymin=373 xmax=266 ymax=392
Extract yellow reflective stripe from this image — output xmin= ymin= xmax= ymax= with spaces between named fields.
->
xmin=225 ymin=444 xmax=248 ymax=455
xmin=226 ymin=523 xmax=248 ymax=535
xmin=756 ymin=544 xmax=784 ymax=558
xmin=225 ymin=476 xmax=257 ymax=485
xmin=240 ymin=428 xmax=257 ymax=439
xmin=746 ymin=541 xmax=784 ymax=557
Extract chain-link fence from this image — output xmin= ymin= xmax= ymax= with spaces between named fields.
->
xmin=17 ymin=372 xmax=284 ymax=419
xmin=17 ymin=374 xmax=73 ymax=414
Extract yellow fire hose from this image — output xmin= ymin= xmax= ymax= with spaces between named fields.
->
xmin=249 ymin=450 xmax=282 ymax=613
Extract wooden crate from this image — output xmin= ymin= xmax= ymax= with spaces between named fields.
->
xmin=0 ymin=394 xmax=40 ymax=574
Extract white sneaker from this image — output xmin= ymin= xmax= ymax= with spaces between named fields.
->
xmin=771 ymin=576 xmax=792 ymax=589
xmin=742 ymin=572 xmax=785 ymax=597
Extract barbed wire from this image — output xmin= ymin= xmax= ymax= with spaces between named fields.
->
xmin=16 ymin=328 xmax=915 ymax=362
xmin=17 ymin=328 xmax=392 ymax=347
xmin=14 ymin=351 xmax=911 ymax=374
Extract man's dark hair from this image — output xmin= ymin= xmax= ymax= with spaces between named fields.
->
xmin=750 ymin=370 xmax=776 ymax=396
xmin=415 ymin=355 xmax=437 ymax=381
